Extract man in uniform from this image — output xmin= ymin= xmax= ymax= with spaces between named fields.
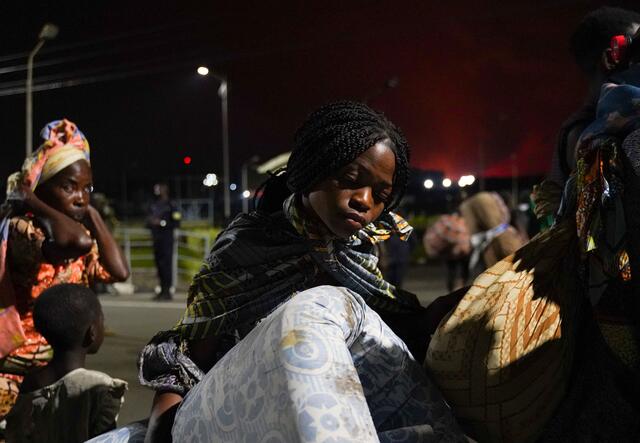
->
xmin=146 ymin=183 xmax=181 ymax=300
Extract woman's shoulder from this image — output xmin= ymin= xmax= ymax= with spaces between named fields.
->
xmin=218 ymin=210 xmax=299 ymax=243
xmin=206 ymin=210 xmax=305 ymax=266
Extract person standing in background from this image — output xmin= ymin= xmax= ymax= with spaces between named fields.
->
xmin=146 ymin=184 xmax=180 ymax=301
xmin=423 ymin=212 xmax=471 ymax=292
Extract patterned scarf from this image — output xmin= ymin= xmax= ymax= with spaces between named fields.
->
xmin=140 ymin=195 xmax=418 ymax=394
xmin=177 ymin=194 xmax=416 ymax=341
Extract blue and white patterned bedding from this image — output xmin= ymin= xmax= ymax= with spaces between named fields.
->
xmin=89 ymin=285 xmax=463 ymax=443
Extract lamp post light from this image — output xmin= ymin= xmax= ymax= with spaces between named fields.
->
xmin=198 ymin=66 xmax=231 ymax=221
xmin=26 ymin=23 xmax=58 ymax=156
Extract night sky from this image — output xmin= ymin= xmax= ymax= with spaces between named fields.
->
xmin=1 ymin=0 xmax=637 ymax=201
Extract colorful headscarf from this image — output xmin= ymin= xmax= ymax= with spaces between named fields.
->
xmin=573 ymin=76 xmax=640 ymax=304
xmin=0 ymin=119 xmax=90 ymax=358
xmin=5 ymin=119 xmax=90 ymax=200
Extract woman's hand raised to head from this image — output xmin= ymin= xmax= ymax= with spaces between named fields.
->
xmin=21 ymin=178 xmax=95 ymax=262
xmin=84 ymin=205 xmax=130 ymax=282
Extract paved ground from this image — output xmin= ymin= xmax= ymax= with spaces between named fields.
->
xmin=86 ymin=262 xmax=450 ymax=425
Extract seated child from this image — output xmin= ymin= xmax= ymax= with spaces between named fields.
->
xmin=5 ymin=284 xmax=127 ymax=443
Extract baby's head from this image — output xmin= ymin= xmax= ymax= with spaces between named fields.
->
xmin=34 ymin=284 xmax=104 ymax=355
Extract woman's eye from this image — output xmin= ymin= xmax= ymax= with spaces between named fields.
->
xmin=62 ymin=184 xmax=74 ymax=193
xmin=85 ymin=185 xmax=94 ymax=193
xmin=340 ymin=174 xmax=358 ymax=184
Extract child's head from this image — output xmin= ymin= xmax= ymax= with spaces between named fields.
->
xmin=34 ymin=284 xmax=104 ymax=354
xmin=570 ymin=7 xmax=640 ymax=79
xmin=258 ymin=101 xmax=410 ymax=238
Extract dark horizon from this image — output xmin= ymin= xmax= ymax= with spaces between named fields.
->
xmin=1 ymin=0 xmax=637 ymax=204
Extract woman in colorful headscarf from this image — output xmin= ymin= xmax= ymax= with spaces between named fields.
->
xmin=0 ymin=119 xmax=129 ymax=422
xmin=130 ymin=101 xmax=462 ymax=443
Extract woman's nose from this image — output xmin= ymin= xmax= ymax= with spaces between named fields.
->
xmin=74 ymin=191 xmax=88 ymax=206
xmin=350 ymin=187 xmax=373 ymax=212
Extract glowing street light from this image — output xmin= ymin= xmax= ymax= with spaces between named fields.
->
xmin=423 ymin=179 xmax=434 ymax=189
xmin=229 ymin=183 xmax=237 ymax=191
xmin=203 ymin=173 xmax=218 ymax=187
xmin=458 ymin=174 xmax=477 ymax=187
xmin=197 ymin=66 xmax=209 ymax=76
xmin=242 ymin=190 xmax=251 ymax=199
xmin=442 ymin=178 xmax=452 ymax=188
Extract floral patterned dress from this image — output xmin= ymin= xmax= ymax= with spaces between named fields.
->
xmin=0 ymin=216 xmax=112 ymax=419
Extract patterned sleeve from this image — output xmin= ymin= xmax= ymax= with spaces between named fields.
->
xmin=84 ymin=240 xmax=114 ymax=284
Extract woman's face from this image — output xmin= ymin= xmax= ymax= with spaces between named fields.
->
xmin=303 ymin=142 xmax=395 ymax=238
xmin=35 ymin=160 xmax=93 ymax=222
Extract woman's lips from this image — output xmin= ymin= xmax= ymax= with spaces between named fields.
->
xmin=70 ymin=209 xmax=87 ymax=222
xmin=343 ymin=212 xmax=366 ymax=229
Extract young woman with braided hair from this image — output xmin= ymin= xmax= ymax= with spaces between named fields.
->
xmin=116 ymin=101 xmax=464 ymax=443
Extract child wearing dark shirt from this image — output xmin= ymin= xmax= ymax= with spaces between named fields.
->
xmin=5 ymin=284 xmax=126 ymax=443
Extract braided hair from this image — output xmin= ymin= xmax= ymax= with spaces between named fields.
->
xmin=257 ymin=101 xmax=410 ymax=213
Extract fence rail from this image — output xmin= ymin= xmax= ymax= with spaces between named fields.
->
xmin=115 ymin=227 xmax=212 ymax=290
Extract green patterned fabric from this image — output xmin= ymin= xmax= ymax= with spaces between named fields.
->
xmin=139 ymin=195 xmax=421 ymax=394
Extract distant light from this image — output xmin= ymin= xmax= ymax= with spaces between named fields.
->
xmin=203 ymin=173 xmax=219 ymax=187
xmin=197 ymin=66 xmax=209 ymax=76
xmin=183 ymin=156 xmax=192 ymax=165
xmin=423 ymin=179 xmax=434 ymax=189
xmin=442 ymin=178 xmax=452 ymax=188
xmin=518 ymin=203 xmax=530 ymax=212
xmin=229 ymin=183 xmax=237 ymax=191
xmin=242 ymin=190 xmax=251 ymax=199
xmin=458 ymin=174 xmax=477 ymax=188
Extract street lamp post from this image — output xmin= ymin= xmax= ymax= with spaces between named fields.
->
xmin=26 ymin=23 xmax=58 ymax=156
xmin=241 ymin=155 xmax=260 ymax=213
xmin=220 ymin=80 xmax=230 ymax=221
xmin=198 ymin=66 xmax=231 ymax=221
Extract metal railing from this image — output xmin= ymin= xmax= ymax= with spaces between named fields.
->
xmin=116 ymin=227 xmax=213 ymax=290
xmin=175 ymin=198 xmax=214 ymax=224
